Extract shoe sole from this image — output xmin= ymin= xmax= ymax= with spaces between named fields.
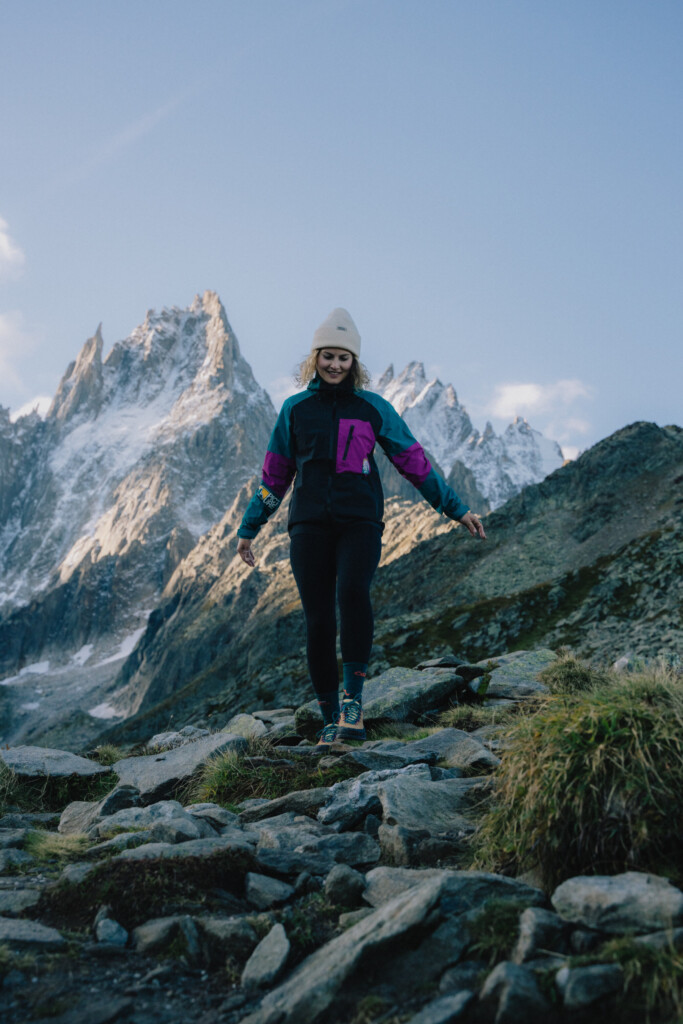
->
xmin=336 ymin=726 xmax=366 ymax=741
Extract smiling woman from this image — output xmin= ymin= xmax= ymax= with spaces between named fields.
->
xmin=236 ymin=307 xmax=486 ymax=749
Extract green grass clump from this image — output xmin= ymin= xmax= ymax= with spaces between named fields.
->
xmin=538 ymin=652 xmax=608 ymax=695
xmin=473 ymin=663 xmax=683 ymax=889
xmin=190 ymin=742 xmax=364 ymax=808
xmin=88 ymin=744 xmax=127 ymax=766
xmin=279 ymin=892 xmax=340 ymax=964
xmin=438 ymin=704 xmax=517 ymax=732
xmin=0 ymin=764 xmax=117 ymax=815
xmin=466 ymin=899 xmax=527 ymax=966
xmin=570 ymin=937 xmax=683 ymax=1023
xmin=23 ymin=831 xmax=90 ymax=865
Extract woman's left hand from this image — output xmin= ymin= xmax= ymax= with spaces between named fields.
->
xmin=458 ymin=511 xmax=486 ymax=539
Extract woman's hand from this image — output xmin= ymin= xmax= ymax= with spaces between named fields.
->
xmin=459 ymin=511 xmax=487 ymax=539
xmin=237 ymin=537 xmax=256 ymax=567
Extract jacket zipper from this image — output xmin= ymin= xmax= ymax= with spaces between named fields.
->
xmin=342 ymin=424 xmax=354 ymax=461
xmin=326 ymin=391 xmax=338 ymax=512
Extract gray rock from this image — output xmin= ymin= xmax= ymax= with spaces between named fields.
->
xmin=241 ymin=922 xmax=290 ymax=990
xmin=439 ymin=960 xmax=488 ymax=994
xmin=555 ymin=963 xmax=624 ymax=1009
xmin=363 ymin=867 xmax=449 ymax=907
xmin=406 ymin=991 xmax=474 ymax=1024
xmin=60 ymin=861 xmax=97 ymax=884
xmin=479 ymin=961 xmax=550 ymax=1023
xmin=475 ymin=650 xmax=556 ymax=698
xmin=240 ymin=874 xmax=448 ymax=1024
xmin=395 ymin=728 xmax=500 ymax=772
xmin=195 ymin=915 xmax=260 ymax=968
xmin=239 ymin=788 xmax=330 ymax=824
xmin=377 ymin=913 xmax=475 ymax=997
xmin=224 ymin=713 xmax=268 ymax=739
xmin=246 ymin=872 xmax=295 ymax=909
xmin=89 ymin=799 xmax=197 ymax=839
xmin=512 ymin=907 xmax=571 ymax=963
xmin=113 ymin=732 xmax=248 ymax=804
xmin=0 ymin=889 xmax=42 ymax=915
xmin=113 ymin=832 xmax=256 ymax=863
xmin=551 ymin=872 xmax=683 ymax=934
xmin=148 ymin=725 xmax=210 ymax=749
xmin=0 ymin=745 xmax=110 ymax=777
xmin=319 ymin=764 xmax=431 ymax=831
xmin=634 ymin=927 xmax=683 ymax=951
xmin=255 ymin=825 xmax=380 ymax=877
xmin=339 ymin=907 xmax=374 ymax=928
xmin=85 ymin=830 xmax=153 ymax=858
xmin=0 ymin=916 xmax=65 ymax=948
xmin=0 ymin=848 xmax=33 ymax=871
xmin=59 ymin=784 xmax=141 ymax=835
xmin=378 ymin=775 xmax=489 ymax=834
xmin=0 ymin=828 xmax=29 ymax=849
xmin=252 ymin=708 xmax=295 ymax=723
xmin=149 ymin=815 xmax=218 ymax=844
xmin=132 ymin=914 xmax=201 ymax=963
xmin=323 ymin=864 xmax=366 ymax=906
xmin=185 ymin=803 xmax=240 ymax=829
xmin=95 ymin=917 xmax=128 ymax=946
xmin=339 ymin=746 xmax=438 ymax=772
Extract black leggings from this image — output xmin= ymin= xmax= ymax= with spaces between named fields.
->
xmin=289 ymin=522 xmax=382 ymax=697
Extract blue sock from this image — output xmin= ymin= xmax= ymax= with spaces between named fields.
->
xmin=342 ymin=662 xmax=367 ymax=702
xmin=317 ymin=689 xmax=340 ymax=725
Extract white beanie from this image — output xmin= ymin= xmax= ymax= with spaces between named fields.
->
xmin=312 ymin=308 xmax=361 ymax=359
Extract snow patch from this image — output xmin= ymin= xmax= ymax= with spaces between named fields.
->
xmin=88 ymin=702 xmax=123 ymax=720
xmin=94 ymin=626 xmax=147 ymax=666
xmin=72 ymin=644 xmax=94 ymax=667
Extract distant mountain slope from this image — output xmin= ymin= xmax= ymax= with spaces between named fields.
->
xmin=376 ymin=362 xmax=564 ymax=508
xmin=98 ymin=421 xmax=683 ymax=747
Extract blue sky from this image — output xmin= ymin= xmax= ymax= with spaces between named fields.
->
xmin=1 ymin=0 xmax=681 ymax=457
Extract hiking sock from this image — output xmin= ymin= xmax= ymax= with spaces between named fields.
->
xmin=317 ymin=688 xmax=340 ymax=726
xmin=342 ymin=662 xmax=368 ymax=702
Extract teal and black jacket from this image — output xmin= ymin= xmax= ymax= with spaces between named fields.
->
xmin=237 ymin=376 xmax=469 ymax=539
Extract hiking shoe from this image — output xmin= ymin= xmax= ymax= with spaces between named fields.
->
xmin=316 ymin=722 xmax=339 ymax=749
xmin=337 ymin=697 xmax=365 ymax=741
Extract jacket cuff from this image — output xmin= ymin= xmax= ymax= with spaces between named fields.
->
xmin=237 ymin=526 xmax=259 ymax=539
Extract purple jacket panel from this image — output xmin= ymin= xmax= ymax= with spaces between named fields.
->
xmin=262 ymin=450 xmax=296 ymax=498
xmin=336 ymin=418 xmax=377 ymax=473
xmin=390 ymin=442 xmax=432 ymax=486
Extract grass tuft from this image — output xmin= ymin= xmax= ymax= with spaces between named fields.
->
xmin=88 ymin=744 xmax=127 ymax=766
xmin=0 ymin=764 xmax=116 ymax=815
xmin=472 ymin=661 xmax=683 ymax=889
xmin=189 ymin=738 xmax=364 ymax=808
xmin=438 ymin=704 xmax=517 ymax=732
xmin=466 ymin=899 xmax=527 ymax=966
xmin=23 ymin=831 xmax=91 ymax=865
xmin=538 ymin=652 xmax=608 ymax=695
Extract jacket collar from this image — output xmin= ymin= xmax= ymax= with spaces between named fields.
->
xmin=308 ymin=373 xmax=355 ymax=395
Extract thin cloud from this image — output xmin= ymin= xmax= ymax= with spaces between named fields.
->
xmin=0 ymin=311 xmax=41 ymax=403
xmin=10 ymin=395 xmax=52 ymax=422
xmin=0 ymin=218 xmax=25 ymax=279
xmin=267 ymin=375 xmax=299 ymax=409
xmin=488 ymin=379 xmax=592 ymax=420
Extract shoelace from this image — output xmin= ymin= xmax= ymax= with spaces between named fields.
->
xmin=317 ymin=723 xmax=338 ymax=744
xmin=341 ymin=698 xmax=362 ymax=724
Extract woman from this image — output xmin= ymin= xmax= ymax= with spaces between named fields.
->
xmin=237 ymin=308 xmax=486 ymax=747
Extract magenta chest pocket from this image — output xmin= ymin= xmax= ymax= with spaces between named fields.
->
xmin=337 ymin=419 xmax=376 ymax=474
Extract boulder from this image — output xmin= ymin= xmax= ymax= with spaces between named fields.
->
xmin=479 ymin=961 xmax=550 ymax=1023
xmin=113 ymin=732 xmax=248 ymax=804
xmin=363 ymin=867 xmax=449 ymax=908
xmin=406 ymin=991 xmax=474 ymax=1023
xmin=224 ymin=714 xmax=268 ymax=739
xmin=255 ymin=822 xmax=380 ymax=877
xmin=555 ymin=963 xmax=625 ymax=1009
xmin=184 ymin=803 xmax=240 ymax=829
xmin=149 ymin=815 xmax=218 ymax=844
xmin=240 ymin=875 xmax=448 ymax=1024
xmin=59 ymin=785 xmax=141 ymax=836
xmin=147 ymin=725 xmax=210 ymax=749
xmin=396 ymin=729 xmax=500 ymax=773
xmin=319 ymin=764 xmax=432 ymax=831
xmin=246 ymin=872 xmax=296 ymax=909
xmin=0 ymin=917 xmax=65 ymax=949
xmin=551 ymin=872 xmax=683 ymax=934
xmin=0 ymin=890 xmax=42 ymax=916
xmin=195 ymin=915 xmax=260 ymax=968
xmin=323 ymin=864 xmax=367 ymax=907
xmin=377 ymin=775 xmax=488 ymax=835
xmin=474 ymin=650 xmax=556 ymax=699
xmin=87 ymin=799 xmax=192 ymax=838
xmin=0 ymin=849 xmax=33 ymax=871
xmin=362 ymin=867 xmax=545 ymax=914
xmin=95 ymin=917 xmax=128 ymax=946
xmin=0 ymin=828 xmax=30 ymax=849
xmin=239 ymin=788 xmax=330 ymax=824
xmin=113 ymin=832 xmax=256 ymax=863
xmin=0 ymin=745 xmax=110 ymax=778
xmin=241 ymin=922 xmax=290 ymax=991
xmin=512 ymin=907 xmax=571 ymax=962
xmin=132 ymin=914 xmax=201 ymax=964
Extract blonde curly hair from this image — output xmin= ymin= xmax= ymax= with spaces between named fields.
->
xmin=294 ymin=351 xmax=372 ymax=390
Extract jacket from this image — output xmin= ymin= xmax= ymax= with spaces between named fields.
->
xmin=237 ymin=376 xmax=469 ymax=538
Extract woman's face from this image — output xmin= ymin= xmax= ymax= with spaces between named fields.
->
xmin=316 ymin=348 xmax=353 ymax=385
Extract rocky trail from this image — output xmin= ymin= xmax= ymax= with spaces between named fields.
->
xmin=1 ymin=651 xmax=682 ymax=1024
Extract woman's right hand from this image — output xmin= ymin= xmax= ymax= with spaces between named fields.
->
xmin=237 ymin=537 xmax=256 ymax=568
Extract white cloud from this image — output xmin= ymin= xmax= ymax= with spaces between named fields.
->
xmin=10 ymin=395 xmax=52 ymax=422
xmin=488 ymin=379 xmax=592 ymax=420
xmin=0 ymin=218 xmax=25 ymax=279
xmin=267 ymin=375 xmax=299 ymax=409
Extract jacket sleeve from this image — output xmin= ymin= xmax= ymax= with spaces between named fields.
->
xmin=237 ymin=403 xmax=296 ymax=539
xmin=375 ymin=395 xmax=469 ymax=521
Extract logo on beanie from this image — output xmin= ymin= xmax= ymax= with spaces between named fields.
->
xmin=336 ymin=325 xmax=347 ymax=331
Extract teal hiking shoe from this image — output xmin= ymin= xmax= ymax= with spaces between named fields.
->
xmin=316 ymin=722 xmax=339 ymax=749
xmin=336 ymin=697 xmax=365 ymax=741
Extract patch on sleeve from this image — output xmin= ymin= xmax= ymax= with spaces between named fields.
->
xmin=258 ymin=484 xmax=281 ymax=510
